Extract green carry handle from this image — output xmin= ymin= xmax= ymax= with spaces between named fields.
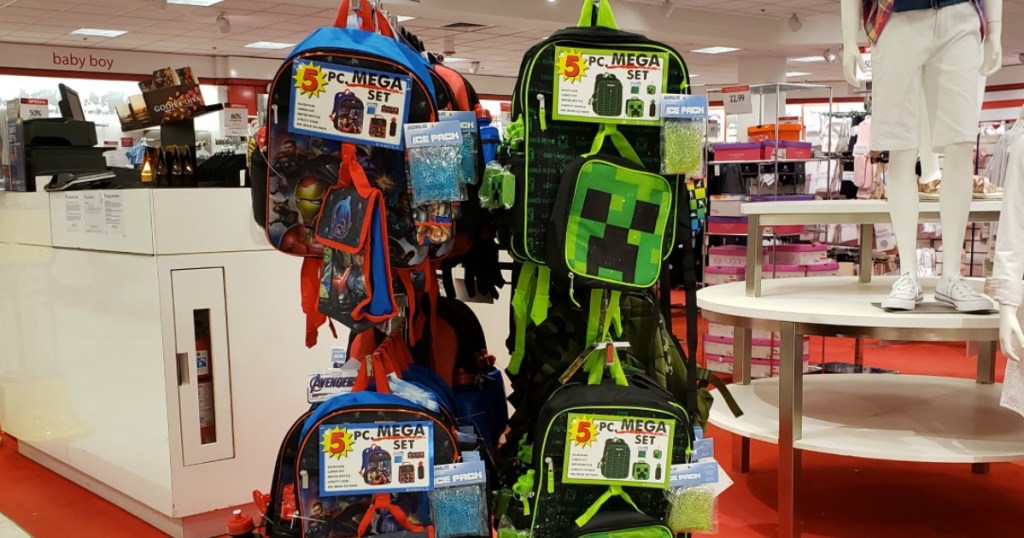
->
xmin=574 ymin=485 xmax=638 ymax=527
xmin=585 ymin=124 xmax=642 ymax=165
xmin=584 ymin=344 xmax=628 ymax=387
xmin=577 ymin=0 xmax=618 ymax=30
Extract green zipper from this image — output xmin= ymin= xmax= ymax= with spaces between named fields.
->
xmin=516 ymin=41 xmax=689 ymax=264
xmin=528 ymin=404 xmax=690 ymax=530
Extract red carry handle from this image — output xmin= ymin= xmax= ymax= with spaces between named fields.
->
xmin=352 ymin=354 xmax=392 ymax=394
xmin=334 ymin=0 xmax=375 ymax=31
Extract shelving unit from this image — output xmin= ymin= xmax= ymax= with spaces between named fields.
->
xmin=697 ymin=276 xmax=1012 ymax=538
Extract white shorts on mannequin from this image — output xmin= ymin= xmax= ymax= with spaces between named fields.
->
xmin=870 ymin=2 xmax=983 ymax=152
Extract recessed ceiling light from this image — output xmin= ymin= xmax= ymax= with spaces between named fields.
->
xmin=245 ymin=41 xmax=295 ymax=49
xmin=786 ymin=71 xmax=811 ymax=77
xmin=789 ymin=56 xmax=825 ymax=63
xmin=690 ymin=74 xmax=701 ymax=77
xmin=396 ymin=15 xmax=416 ymax=22
xmin=71 ymin=28 xmax=127 ymax=37
xmin=444 ymin=57 xmax=468 ymax=62
xmin=167 ymin=0 xmax=224 ymax=6
xmin=691 ymin=46 xmax=740 ymax=55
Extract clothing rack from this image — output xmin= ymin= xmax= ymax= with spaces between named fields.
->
xmin=818 ymin=111 xmax=869 ymax=119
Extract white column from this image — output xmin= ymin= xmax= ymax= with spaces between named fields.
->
xmin=735 ymin=56 xmax=788 ymax=141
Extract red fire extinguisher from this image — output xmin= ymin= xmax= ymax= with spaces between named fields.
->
xmin=196 ymin=325 xmax=216 ymax=445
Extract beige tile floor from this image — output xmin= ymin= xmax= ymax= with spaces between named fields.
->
xmin=0 ymin=514 xmax=29 ymax=538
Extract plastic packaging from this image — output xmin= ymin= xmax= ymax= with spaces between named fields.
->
xmin=665 ymin=485 xmax=718 ymax=534
xmin=431 ymin=460 xmax=489 ymax=538
xmin=662 ymin=119 xmax=705 ymax=175
xmin=405 ymin=122 xmax=465 ymax=206
xmin=660 ymin=95 xmax=709 ymax=176
xmin=441 ymin=110 xmax=481 ymax=185
xmin=480 ymin=162 xmax=516 ymax=210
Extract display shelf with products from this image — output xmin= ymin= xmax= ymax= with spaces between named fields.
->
xmin=697 ymin=275 xmax=1004 ymax=538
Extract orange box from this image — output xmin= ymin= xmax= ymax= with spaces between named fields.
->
xmin=748 ymin=123 xmax=804 ymax=142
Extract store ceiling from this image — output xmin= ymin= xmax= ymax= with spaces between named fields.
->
xmin=0 ymin=0 xmax=1022 ymax=87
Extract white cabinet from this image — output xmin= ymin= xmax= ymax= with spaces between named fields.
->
xmin=0 ymin=189 xmax=337 ymax=537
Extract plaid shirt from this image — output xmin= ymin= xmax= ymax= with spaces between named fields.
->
xmin=863 ymin=0 xmax=987 ymax=44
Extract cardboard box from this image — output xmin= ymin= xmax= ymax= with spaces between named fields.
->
xmin=704 ymin=265 xmax=745 ymax=285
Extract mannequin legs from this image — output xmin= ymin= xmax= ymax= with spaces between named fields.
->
xmin=887 ymin=150 xmax=921 ymax=277
xmin=919 ymin=104 xmax=942 ymax=183
xmin=938 ymin=143 xmax=975 ymax=276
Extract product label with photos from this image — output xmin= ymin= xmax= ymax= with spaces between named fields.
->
xmin=290 ymin=60 xmax=412 ymax=150
xmin=563 ymin=413 xmax=674 ymax=489
xmin=319 ymin=421 xmax=434 ymax=496
xmin=553 ymin=47 xmax=668 ymax=126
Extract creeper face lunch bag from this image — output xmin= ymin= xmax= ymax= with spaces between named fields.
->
xmin=546 ymin=126 xmax=673 ymax=291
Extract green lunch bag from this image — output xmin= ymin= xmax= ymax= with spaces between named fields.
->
xmin=546 ymin=125 xmax=674 ymax=292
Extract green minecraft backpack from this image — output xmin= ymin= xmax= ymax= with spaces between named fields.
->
xmin=545 ymin=125 xmax=673 ymax=293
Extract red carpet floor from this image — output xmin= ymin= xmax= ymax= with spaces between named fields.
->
xmin=1 ymin=333 xmax=1022 ymax=536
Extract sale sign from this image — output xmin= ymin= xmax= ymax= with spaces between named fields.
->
xmin=553 ymin=47 xmax=668 ymax=126
xmin=318 ymin=421 xmax=434 ymax=496
xmin=290 ymin=60 xmax=412 ymax=150
xmin=721 ymin=85 xmax=752 ymax=115
xmin=563 ymin=413 xmax=674 ymax=489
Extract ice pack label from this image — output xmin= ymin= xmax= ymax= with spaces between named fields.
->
xmin=661 ymin=95 xmax=708 ymax=120
xmin=289 ymin=60 xmax=412 ymax=150
xmin=563 ymin=413 xmax=674 ymax=489
xmin=553 ymin=47 xmax=669 ymax=126
xmin=404 ymin=121 xmax=463 ymax=148
xmin=319 ymin=421 xmax=434 ymax=496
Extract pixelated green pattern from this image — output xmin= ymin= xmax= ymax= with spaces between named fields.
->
xmin=564 ymin=160 xmax=672 ymax=286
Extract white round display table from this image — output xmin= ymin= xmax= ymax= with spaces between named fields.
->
xmin=697 ymin=276 xmax=1012 ymax=538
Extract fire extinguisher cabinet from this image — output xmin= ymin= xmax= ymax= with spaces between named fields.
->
xmin=0 ymin=189 xmax=337 ymax=537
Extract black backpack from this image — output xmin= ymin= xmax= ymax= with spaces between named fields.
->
xmin=590 ymin=74 xmax=623 ymax=117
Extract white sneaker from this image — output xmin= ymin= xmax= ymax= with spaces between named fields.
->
xmin=881 ymin=273 xmax=923 ymax=311
xmin=935 ymin=276 xmax=996 ymax=313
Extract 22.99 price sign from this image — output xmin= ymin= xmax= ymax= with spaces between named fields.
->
xmin=722 ymin=85 xmax=752 ymax=115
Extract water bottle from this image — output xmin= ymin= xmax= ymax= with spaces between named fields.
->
xmin=476 ymin=108 xmax=500 ymax=165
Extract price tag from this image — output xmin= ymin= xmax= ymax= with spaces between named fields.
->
xmin=221 ymin=105 xmax=249 ymax=137
xmin=722 ymin=85 xmax=752 ymax=115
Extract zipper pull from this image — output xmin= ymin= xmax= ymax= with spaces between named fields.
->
xmin=536 ymin=93 xmax=548 ymax=132
xmin=545 ymin=457 xmax=555 ymax=494
xmin=299 ymin=469 xmax=309 ymax=489
xmin=568 ymin=273 xmax=581 ymax=308
xmin=272 ymin=104 xmax=279 ymax=125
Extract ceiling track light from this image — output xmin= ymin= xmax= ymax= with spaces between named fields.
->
xmin=788 ymin=13 xmax=802 ymax=32
xmin=469 ymin=61 xmax=481 ymax=74
xmin=823 ymin=48 xmax=837 ymax=63
xmin=660 ymin=0 xmax=674 ymax=18
xmin=216 ymin=12 xmax=231 ymax=34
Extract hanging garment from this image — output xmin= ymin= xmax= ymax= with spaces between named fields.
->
xmin=985 ymin=135 xmax=1024 ymax=418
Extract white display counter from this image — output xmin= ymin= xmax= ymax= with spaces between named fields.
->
xmin=0 ymin=189 xmax=338 ymax=537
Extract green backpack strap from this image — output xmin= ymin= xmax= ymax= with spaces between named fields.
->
xmin=577 ymin=0 xmax=619 ymax=30
xmin=585 ymin=288 xmax=622 ymax=346
xmin=509 ymin=262 xmax=538 ymax=375
xmin=585 ymin=124 xmax=642 ymax=165
xmin=509 ymin=262 xmax=553 ymax=376
xmin=574 ymin=485 xmax=638 ymax=527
